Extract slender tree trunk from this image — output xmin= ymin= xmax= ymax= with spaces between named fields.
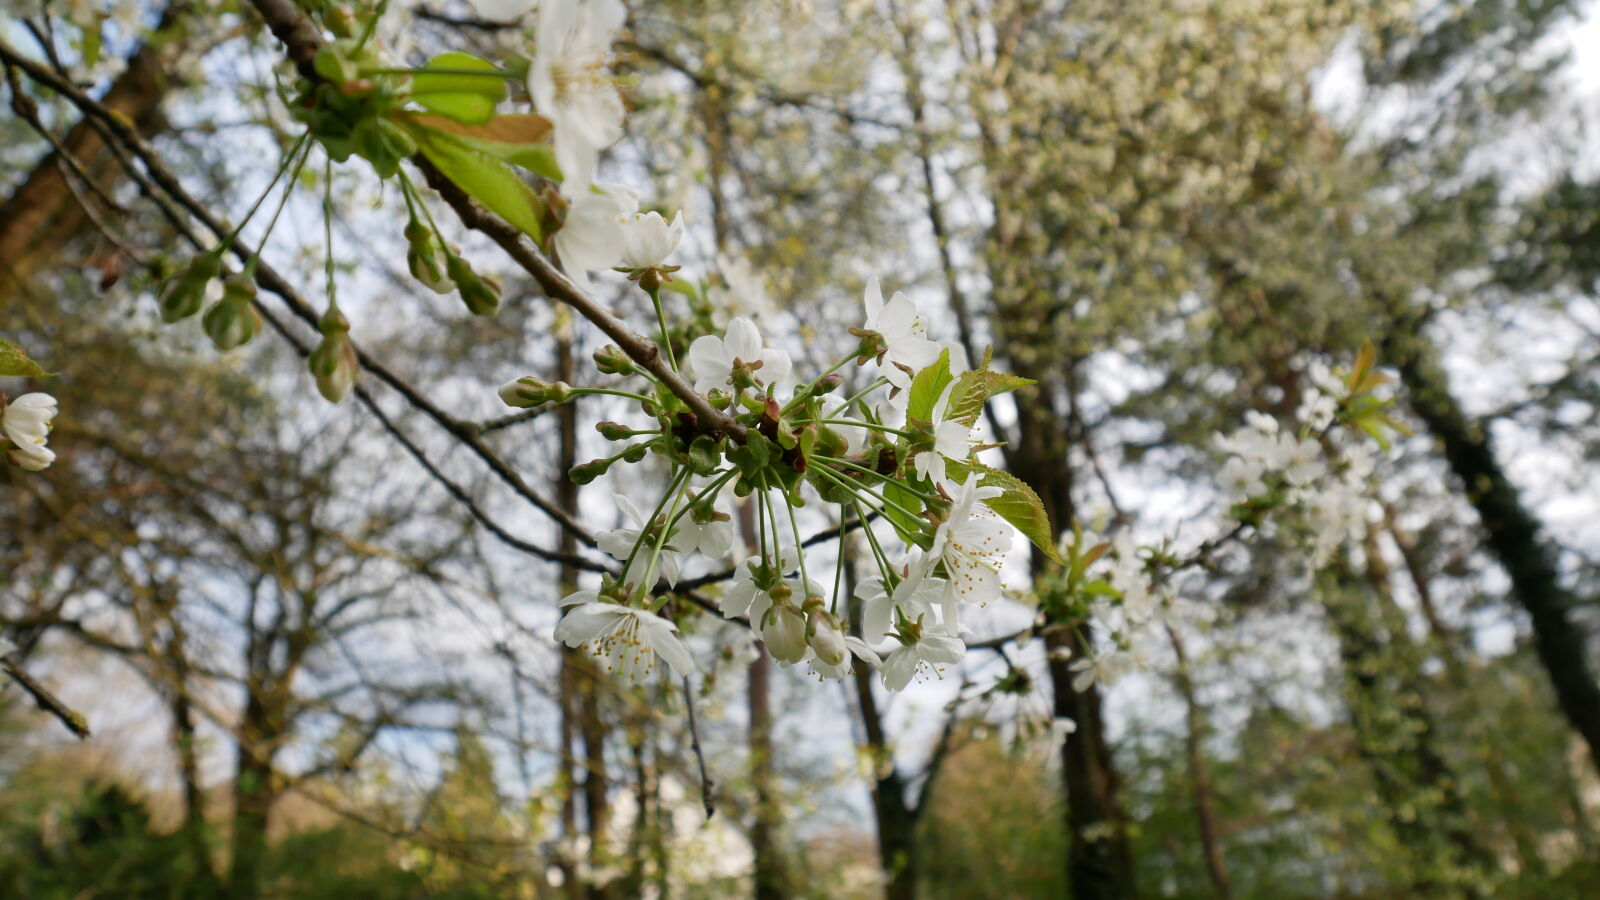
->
xmin=1165 ymin=626 xmax=1232 ymax=899
xmin=0 ymin=2 xmax=188 ymax=284
xmin=1387 ymin=328 xmax=1600 ymax=774
xmin=1321 ymin=566 xmax=1490 ymax=898
xmin=555 ymin=324 xmax=584 ymax=899
xmin=853 ymin=657 xmax=919 ymax=900
xmin=749 ymin=645 xmax=788 ymax=900
xmin=227 ymin=690 xmax=283 ymax=900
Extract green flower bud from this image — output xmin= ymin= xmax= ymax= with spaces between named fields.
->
xmin=308 ymin=307 xmax=358 ymax=402
xmin=202 ymin=274 xmax=262 ymax=351
xmin=446 ymin=254 xmax=500 ymax=317
xmin=159 ymin=252 xmax=221 ymax=324
xmin=405 ymin=229 xmax=454 ymax=295
xmin=592 ymin=344 xmax=635 ymax=375
xmin=498 ymin=377 xmax=571 ymax=408
xmin=596 ymin=421 xmax=636 ymax=441
xmin=569 ymin=456 xmax=614 ymax=485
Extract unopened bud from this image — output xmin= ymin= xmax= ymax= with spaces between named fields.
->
xmin=807 ymin=609 xmax=848 ymax=666
xmin=159 ymin=252 xmax=222 ymax=324
xmin=499 ymin=377 xmax=571 ymax=408
xmin=816 ymin=373 xmax=844 ymax=396
xmin=593 ymin=344 xmax=635 ymax=375
xmin=202 ymin=274 xmax=262 ymax=351
xmin=307 ymin=308 xmax=358 ymax=402
xmin=569 ymin=456 xmax=614 ymax=485
xmin=596 ymin=421 xmax=635 ymax=441
xmin=762 ymin=602 xmax=808 ymax=665
xmin=405 ymin=221 xmax=454 ymax=295
xmin=447 ymin=254 xmax=500 ymax=317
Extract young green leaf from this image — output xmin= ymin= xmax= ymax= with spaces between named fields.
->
xmin=946 ymin=459 xmax=1062 ymax=564
xmin=905 ymin=348 xmax=953 ymax=421
xmin=400 ymin=122 xmax=544 ymax=241
xmin=0 ymin=338 xmax=53 ymax=378
xmin=410 ymin=52 xmax=507 ymax=124
xmin=398 ymin=113 xmax=562 ymax=181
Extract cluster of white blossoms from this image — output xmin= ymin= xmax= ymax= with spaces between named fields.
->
xmin=1214 ymin=364 xmax=1378 ymax=567
xmin=1060 ymin=356 xmax=1397 ymax=692
xmin=536 ymin=271 xmax=1024 ymax=689
xmin=423 ymin=4 xmax=1036 ymax=689
xmin=2 ymin=393 xmax=59 ymax=472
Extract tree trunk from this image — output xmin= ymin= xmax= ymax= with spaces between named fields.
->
xmin=0 ymin=2 xmax=187 ymax=285
xmin=1321 ymin=566 xmax=1490 ymax=898
xmin=853 ymin=657 xmax=919 ymax=900
xmin=226 ymin=689 xmax=283 ymax=900
xmin=556 ymin=325 xmax=584 ymax=899
xmin=1165 ymin=625 xmax=1232 ymax=899
xmin=1390 ymin=332 xmax=1600 ymax=773
xmin=750 ymin=645 xmax=789 ymax=900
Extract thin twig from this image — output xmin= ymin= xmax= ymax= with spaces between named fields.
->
xmin=1 ymin=653 xmax=91 ymax=739
xmin=681 ymin=674 xmax=715 ymax=820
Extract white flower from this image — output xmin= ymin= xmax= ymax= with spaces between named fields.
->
xmin=553 ymin=182 xmax=640 ymax=292
xmin=708 ymin=253 xmax=777 ymax=321
xmin=686 ymin=317 xmax=792 ymax=393
xmin=1107 ymin=532 xmax=1157 ymax=624
xmin=465 ymin=0 xmax=535 ymax=22
xmin=940 ymin=339 xmax=971 ymax=375
xmin=881 ymin=624 xmax=965 ymax=691
xmin=4 ymin=393 xmax=57 ymax=471
xmin=1297 ymin=392 xmax=1337 ymax=431
xmin=673 ymin=497 xmax=733 ymax=562
xmin=530 ymin=0 xmax=628 ymax=187
xmin=596 ymin=493 xmax=681 ymax=587
xmin=860 ymin=278 xmax=939 ymax=392
xmin=1217 ymin=456 xmax=1267 ymax=503
xmin=761 ymin=601 xmax=808 ymax=665
xmin=1277 ymin=435 xmax=1327 ymax=487
xmin=618 ymin=211 xmax=684 ymax=269
xmin=554 ymin=591 xmax=694 ymax=680
xmin=913 ymin=382 xmax=970 ymax=485
xmin=1068 ymin=640 xmax=1152 ymax=692
xmin=808 ymin=635 xmax=882 ymax=680
xmin=930 ymin=474 xmax=1011 ymax=606
xmin=806 ymin=608 xmax=849 ymax=666
xmin=855 ymin=551 xmax=946 ymax=642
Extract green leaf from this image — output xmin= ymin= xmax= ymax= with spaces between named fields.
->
xmin=881 ymin=478 xmax=926 ymax=546
xmin=947 ymin=369 xmax=1033 ymax=426
xmin=396 ymin=113 xmax=562 ymax=181
xmin=411 ymin=53 xmax=506 ymax=124
xmin=0 ymin=338 xmax=51 ymax=378
xmin=946 ymin=459 xmax=1062 ymax=564
xmin=401 ymin=122 xmax=544 ymax=241
xmin=905 ymin=348 xmax=953 ymax=421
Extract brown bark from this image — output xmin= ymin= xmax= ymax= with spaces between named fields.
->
xmin=0 ymin=3 xmax=188 ymax=285
xmin=1386 ymin=327 xmax=1600 ymax=774
xmin=1165 ymin=625 xmax=1232 ymax=899
xmin=556 ymin=324 xmax=584 ymax=899
xmin=749 ymin=645 xmax=787 ymax=900
xmin=853 ymin=652 xmax=919 ymax=900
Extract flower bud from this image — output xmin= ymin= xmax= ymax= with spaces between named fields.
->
xmin=568 ymin=456 xmax=614 ymax=485
xmin=762 ymin=602 xmax=808 ymax=665
xmin=202 ymin=274 xmax=262 ymax=351
xmin=446 ymin=254 xmax=500 ymax=317
xmin=159 ymin=252 xmax=221 ymax=324
xmin=815 ymin=373 xmax=844 ymax=396
xmin=596 ymin=421 xmax=635 ymax=441
xmin=807 ymin=608 xmax=849 ymax=667
xmin=405 ymin=221 xmax=454 ymax=295
xmin=499 ymin=377 xmax=571 ymax=408
xmin=592 ymin=344 xmax=635 ymax=375
xmin=308 ymin=307 xmax=358 ymax=402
